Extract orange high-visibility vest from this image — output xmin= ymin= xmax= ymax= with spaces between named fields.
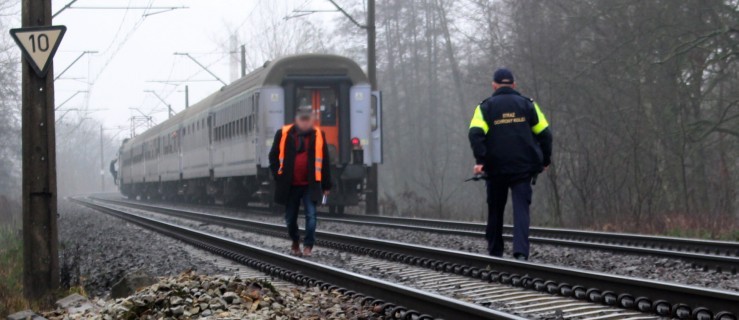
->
xmin=277 ymin=124 xmax=324 ymax=181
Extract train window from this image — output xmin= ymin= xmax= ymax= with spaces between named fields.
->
xmin=320 ymin=91 xmax=338 ymax=126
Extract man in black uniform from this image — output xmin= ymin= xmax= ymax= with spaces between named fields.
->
xmin=468 ymin=68 xmax=553 ymax=261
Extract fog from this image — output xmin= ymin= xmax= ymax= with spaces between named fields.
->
xmin=0 ymin=0 xmax=737 ymax=237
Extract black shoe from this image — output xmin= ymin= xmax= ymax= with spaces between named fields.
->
xmin=513 ymin=253 xmax=528 ymax=261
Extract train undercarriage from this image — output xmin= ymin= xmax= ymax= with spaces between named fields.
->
xmin=120 ymin=164 xmax=366 ymax=214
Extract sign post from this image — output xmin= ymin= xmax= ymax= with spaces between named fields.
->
xmin=9 ymin=0 xmax=65 ymax=300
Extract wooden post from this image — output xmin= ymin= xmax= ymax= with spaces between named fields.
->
xmin=21 ymin=0 xmax=59 ymax=300
xmin=365 ymin=0 xmax=379 ymax=215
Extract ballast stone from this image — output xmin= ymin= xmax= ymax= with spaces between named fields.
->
xmin=6 ymin=310 xmax=46 ymax=320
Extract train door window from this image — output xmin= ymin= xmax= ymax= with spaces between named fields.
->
xmin=294 ymin=86 xmax=340 ymax=158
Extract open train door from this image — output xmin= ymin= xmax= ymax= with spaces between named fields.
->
xmin=371 ymin=91 xmax=383 ymax=164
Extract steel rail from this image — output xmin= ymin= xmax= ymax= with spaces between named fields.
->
xmin=94 ymin=196 xmax=739 ymax=259
xmin=95 ymin=197 xmax=739 ymax=273
xmin=316 ymin=216 xmax=739 ymax=258
xmin=71 ymin=198 xmax=525 ymax=320
xmin=89 ymin=197 xmax=739 ymax=320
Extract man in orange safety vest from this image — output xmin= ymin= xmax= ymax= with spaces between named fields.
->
xmin=269 ymin=105 xmax=332 ymax=257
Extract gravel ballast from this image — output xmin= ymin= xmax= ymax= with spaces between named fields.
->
xmin=58 ymin=200 xmax=391 ymax=319
xmin=108 ymin=203 xmax=659 ymax=319
xmin=108 ymin=197 xmax=739 ymax=292
xmin=43 ymin=271 xmax=377 ymax=320
xmin=59 ymin=200 xmax=233 ymax=297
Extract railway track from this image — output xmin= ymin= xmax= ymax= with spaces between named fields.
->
xmin=92 ymin=196 xmax=739 ymax=274
xmin=83 ymin=196 xmax=739 ymax=320
xmin=71 ymin=197 xmax=523 ymax=320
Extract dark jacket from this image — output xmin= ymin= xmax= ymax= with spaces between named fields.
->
xmin=468 ymin=87 xmax=553 ymax=175
xmin=268 ymin=126 xmax=332 ymax=205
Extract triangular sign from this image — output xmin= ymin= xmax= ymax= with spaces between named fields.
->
xmin=9 ymin=25 xmax=67 ymax=78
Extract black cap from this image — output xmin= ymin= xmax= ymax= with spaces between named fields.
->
xmin=296 ymin=105 xmax=314 ymax=118
xmin=493 ymin=68 xmax=514 ymax=84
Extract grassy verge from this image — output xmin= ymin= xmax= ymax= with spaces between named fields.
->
xmin=0 ymin=226 xmax=28 ymax=317
xmin=595 ymin=213 xmax=738 ymax=241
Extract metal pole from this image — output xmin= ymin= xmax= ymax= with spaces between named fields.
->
xmin=185 ymin=85 xmax=189 ymax=109
xmin=100 ymin=125 xmax=104 ymax=192
xmin=366 ymin=0 xmax=379 ymax=215
xmin=21 ymin=0 xmax=59 ymax=300
xmin=240 ymin=45 xmax=246 ymax=77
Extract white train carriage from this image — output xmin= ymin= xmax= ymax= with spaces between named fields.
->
xmin=116 ymin=54 xmax=382 ymax=212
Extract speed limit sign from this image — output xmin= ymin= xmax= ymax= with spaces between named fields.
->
xmin=10 ymin=25 xmax=66 ymax=78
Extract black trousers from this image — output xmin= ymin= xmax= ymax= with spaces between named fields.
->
xmin=486 ymin=174 xmax=532 ymax=258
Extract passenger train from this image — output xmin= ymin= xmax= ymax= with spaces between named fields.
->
xmin=114 ymin=54 xmax=382 ymax=213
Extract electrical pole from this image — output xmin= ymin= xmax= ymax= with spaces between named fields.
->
xmin=365 ymin=0 xmax=379 ymax=215
xmin=100 ymin=124 xmax=105 ymax=192
xmin=19 ymin=0 xmax=60 ymax=299
xmin=185 ymin=85 xmax=189 ymax=109
xmin=240 ymin=44 xmax=246 ymax=78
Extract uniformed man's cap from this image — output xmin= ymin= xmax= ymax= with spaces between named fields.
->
xmin=493 ymin=68 xmax=515 ymax=84
xmin=296 ymin=105 xmax=314 ymax=119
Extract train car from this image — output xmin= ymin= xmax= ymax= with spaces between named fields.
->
xmin=115 ymin=54 xmax=382 ymax=213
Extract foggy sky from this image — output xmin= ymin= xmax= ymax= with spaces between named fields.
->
xmin=29 ymin=0 xmax=340 ymax=135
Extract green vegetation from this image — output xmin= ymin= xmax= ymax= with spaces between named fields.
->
xmin=0 ymin=226 xmax=27 ymax=317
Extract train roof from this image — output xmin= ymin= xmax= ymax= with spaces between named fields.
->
xmin=123 ymin=53 xmax=368 ymax=147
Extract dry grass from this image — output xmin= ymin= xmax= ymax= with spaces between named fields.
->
xmin=0 ymin=226 xmax=29 ymax=317
xmin=0 ymin=227 xmax=89 ymax=317
xmin=597 ymin=213 xmax=738 ymax=240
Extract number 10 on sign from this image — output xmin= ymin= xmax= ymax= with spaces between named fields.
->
xmin=9 ymin=25 xmax=66 ymax=78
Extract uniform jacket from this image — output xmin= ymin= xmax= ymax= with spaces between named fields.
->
xmin=468 ymin=87 xmax=553 ymax=175
xmin=269 ymin=126 xmax=332 ymax=205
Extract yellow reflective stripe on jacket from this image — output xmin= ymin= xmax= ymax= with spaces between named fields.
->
xmin=469 ymin=105 xmax=489 ymax=134
xmin=531 ymin=102 xmax=549 ymax=134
